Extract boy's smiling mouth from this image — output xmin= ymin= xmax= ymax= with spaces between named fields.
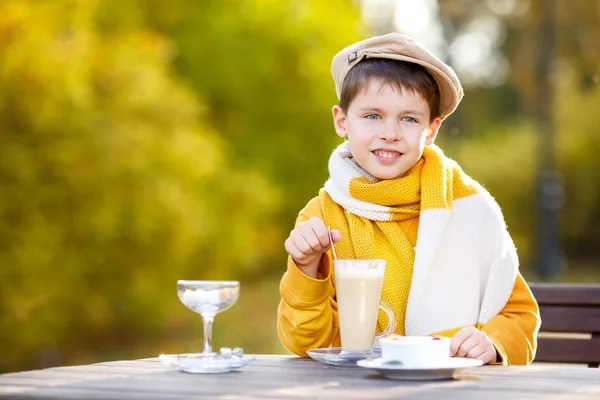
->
xmin=372 ymin=149 xmax=402 ymax=163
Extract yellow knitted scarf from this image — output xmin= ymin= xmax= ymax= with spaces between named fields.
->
xmin=320 ymin=142 xmax=500 ymax=336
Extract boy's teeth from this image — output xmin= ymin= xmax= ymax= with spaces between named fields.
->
xmin=374 ymin=150 xmax=398 ymax=159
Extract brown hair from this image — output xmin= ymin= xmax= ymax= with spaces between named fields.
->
xmin=338 ymin=58 xmax=441 ymax=122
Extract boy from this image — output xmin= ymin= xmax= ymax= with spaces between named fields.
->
xmin=277 ymin=33 xmax=540 ymax=365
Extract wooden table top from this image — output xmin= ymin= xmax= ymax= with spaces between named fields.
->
xmin=1 ymin=355 xmax=599 ymax=399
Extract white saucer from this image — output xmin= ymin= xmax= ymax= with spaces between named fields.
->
xmin=357 ymin=357 xmax=483 ymax=380
xmin=159 ymin=353 xmax=255 ymax=374
xmin=307 ymin=347 xmax=381 ymax=367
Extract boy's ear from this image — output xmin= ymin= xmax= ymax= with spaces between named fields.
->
xmin=425 ymin=117 xmax=442 ymax=145
xmin=332 ymin=105 xmax=348 ymax=138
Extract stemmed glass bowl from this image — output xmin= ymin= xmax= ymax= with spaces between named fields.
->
xmin=176 ymin=280 xmax=240 ymax=355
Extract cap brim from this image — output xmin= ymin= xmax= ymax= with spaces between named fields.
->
xmin=364 ymin=54 xmax=458 ymax=119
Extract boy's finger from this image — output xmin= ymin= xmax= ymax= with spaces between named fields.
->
xmin=455 ymin=341 xmax=472 ymax=358
xmin=331 ymin=229 xmax=342 ymax=242
xmin=449 ymin=327 xmax=474 ymax=356
xmin=478 ymin=348 xmax=497 ymax=364
xmin=291 ymin=229 xmax=315 ymax=255
xmin=285 ymin=240 xmax=306 ymax=261
xmin=465 ymin=342 xmax=487 ymax=359
xmin=457 ymin=334 xmax=481 ymax=358
xmin=300 ymin=232 xmax=321 ymax=253
xmin=297 ymin=224 xmax=322 ymax=252
xmin=310 ymin=223 xmax=331 ymax=249
xmin=294 ymin=237 xmax=312 ymax=256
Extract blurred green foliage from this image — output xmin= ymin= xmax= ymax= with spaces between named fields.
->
xmin=439 ymin=0 xmax=600 ymax=270
xmin=0 ymin=0 xmax=599 ymax=373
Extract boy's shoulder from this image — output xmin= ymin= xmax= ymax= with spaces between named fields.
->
xmin=432 ymin=155 xmax=507 ymax=228
xmin=450 ymin=160 xmax=486 ymax=201
xmin=296 ymin=195 xmax=323 ymax=221
xmin=451 ymin=163 xmax=508 ymax=229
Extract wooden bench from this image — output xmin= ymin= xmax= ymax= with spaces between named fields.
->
xmin=529 ymin=282 xmax=600 ymax=367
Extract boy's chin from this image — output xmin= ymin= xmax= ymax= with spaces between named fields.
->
xmin=370 ymin=170 xmax=409 ymax=180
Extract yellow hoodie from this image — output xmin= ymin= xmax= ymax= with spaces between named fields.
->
xmin=277 ymin=196 xmax=540 ymax=365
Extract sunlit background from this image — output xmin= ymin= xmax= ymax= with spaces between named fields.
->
xmin=1 ymin=0 xmax=599 ymax=373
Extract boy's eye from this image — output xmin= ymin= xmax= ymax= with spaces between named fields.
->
xmin=364 ymin=114 xmax=380 ymax=120
xmin=403 ymin=117 xmax=418 ymax=123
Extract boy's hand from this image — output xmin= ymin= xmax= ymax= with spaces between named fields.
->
xmin=449 ymin=326 xmax=497 ymax=364
xmin=284 ymin=217 xmax=341 ymax=279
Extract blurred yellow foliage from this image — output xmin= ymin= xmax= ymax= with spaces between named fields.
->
xmin=0 ymin=0 xmax=362 ymax=372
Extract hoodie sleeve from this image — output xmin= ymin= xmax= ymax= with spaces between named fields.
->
xmin=277 ymin=197 xmax=341 ymax=356
xmin=483 ymin=272 xmax=541 ymax=365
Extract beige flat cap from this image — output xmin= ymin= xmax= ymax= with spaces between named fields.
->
xmin=332 ymin=33 xmax=464 ymax=119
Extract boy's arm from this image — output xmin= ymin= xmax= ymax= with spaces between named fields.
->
xmin=482 ymin=272 xmax=541 ymax=365
xmin=277 ymin=253 xmax=340 ymax=356
xmin=277 ymin=198 xmax=340 ymax=357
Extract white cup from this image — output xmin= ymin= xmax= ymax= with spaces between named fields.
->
xmin=379 ymin=336 xmax=451 ymax=367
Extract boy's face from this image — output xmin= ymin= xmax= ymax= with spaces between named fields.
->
xmin=332 ymin=79 xmax=441 ymax=180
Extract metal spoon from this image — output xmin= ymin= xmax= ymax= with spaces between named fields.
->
xmin=328 ymin=227 xmax=338 ymax=260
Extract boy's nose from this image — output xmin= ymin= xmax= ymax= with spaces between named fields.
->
xmin=378 ymin=123 xmax=401 ymax=141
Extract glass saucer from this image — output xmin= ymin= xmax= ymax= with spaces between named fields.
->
xmin=306 ymin=347 xmax=381 ymax=367
xmin=159 ymin=353 xmax=255 ymax=374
